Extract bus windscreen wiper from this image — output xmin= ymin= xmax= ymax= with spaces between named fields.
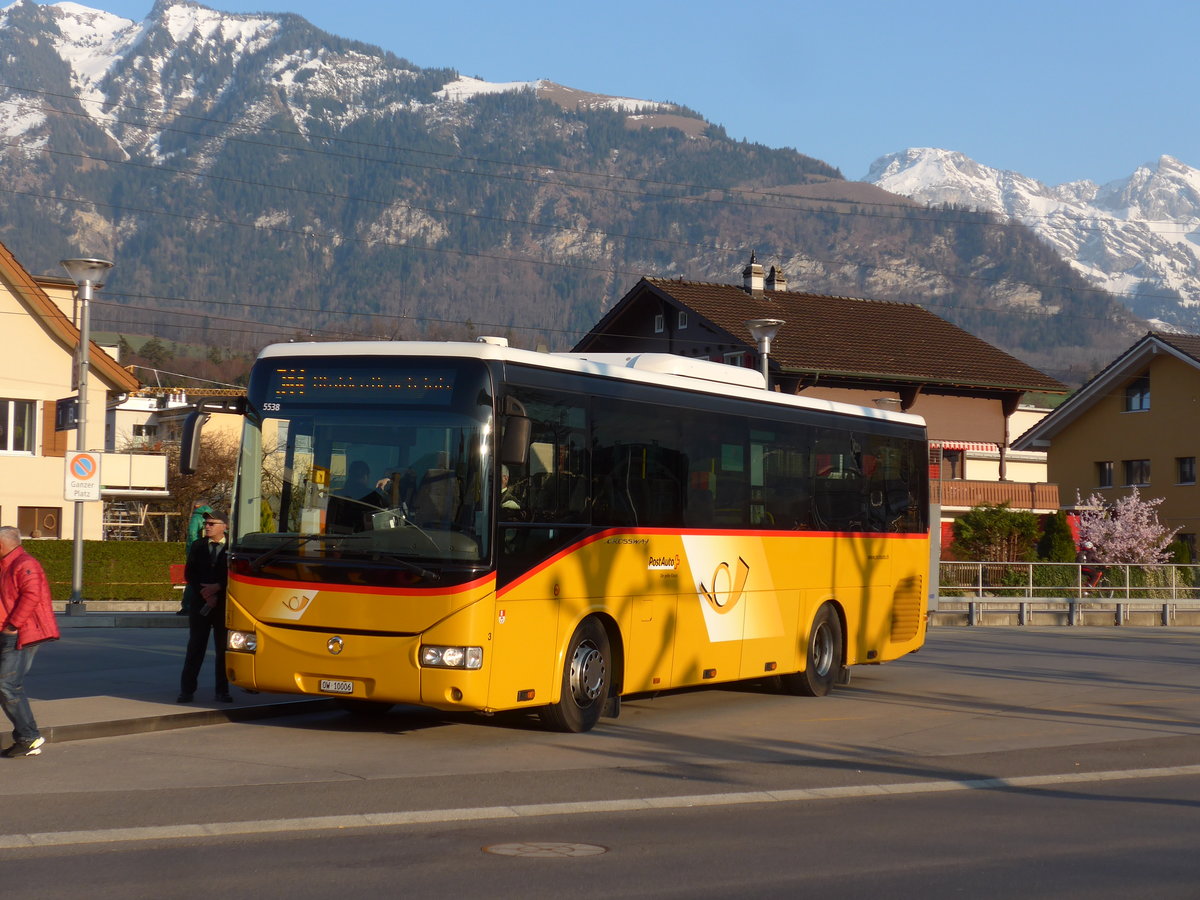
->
xmin=249 ymin=534 xmax=362 ymax=573
xmin=357 ymin=549 xmax=441 ymax=582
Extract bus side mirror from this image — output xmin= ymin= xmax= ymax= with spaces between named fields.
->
xmin=179 ymin=409 xmax=210 ymax=476
xmin=500 ymin=415 xmax=530 ymax=467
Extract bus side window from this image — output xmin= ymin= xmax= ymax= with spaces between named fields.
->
xmin=528 ymin=440 xmax=588 ymax=522
xmin=713 ymin=442 xmax=747 ymax=527
xmin=685 ymin=470 xmax=715 ymax=527
xmin=812 ymin=431 xmax=865 ymax=532
xmin=640 ymin=445 xmax=685 ymax=526
xmin=504 ymin=388 xmax=589 ymax=525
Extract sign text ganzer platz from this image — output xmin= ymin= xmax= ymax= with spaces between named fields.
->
xmin=64 ymin=451 xmax=100 ymax=501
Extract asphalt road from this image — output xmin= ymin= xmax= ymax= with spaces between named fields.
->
xmin=3 ymin=628 xmax=1198 ymax=898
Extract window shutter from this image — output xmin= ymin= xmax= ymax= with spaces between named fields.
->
xmin=41 ymin=401 xmax=68 ymax=457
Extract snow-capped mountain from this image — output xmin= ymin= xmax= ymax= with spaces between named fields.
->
xmin=0 ymin=1 xmax=1140 ymax=376
xmin=0 ymin=0 xmax=671 ymax=161
xmin=0 ymin=0 xmax=710 ymax=340
xmin=865 ymin=148 xmax=1200 ymax=329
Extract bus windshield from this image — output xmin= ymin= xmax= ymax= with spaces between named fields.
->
xmin=231 ymin=357 xmax=494 ymax=586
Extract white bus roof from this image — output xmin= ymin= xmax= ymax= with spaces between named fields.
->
xmin=256 ymin=339 xmax=926 ymax=428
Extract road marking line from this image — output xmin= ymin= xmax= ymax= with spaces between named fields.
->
xmin=2 ymin=763 xmax=1198 ymax=850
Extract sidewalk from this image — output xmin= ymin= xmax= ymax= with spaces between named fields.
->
xmin=1 ymin=622 xmax=332 ymax=750
xmin=12 ymin=598 xmax=1183 ymax=751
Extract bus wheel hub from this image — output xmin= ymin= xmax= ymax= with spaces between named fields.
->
xmin=569 ymin=641 xmax=605 ymax=704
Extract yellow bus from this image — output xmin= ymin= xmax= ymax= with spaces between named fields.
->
xmin=184 ymin=339 xmax=930 ymax=732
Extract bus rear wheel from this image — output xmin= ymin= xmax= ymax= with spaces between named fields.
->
xmin=781 ymin=603 xmax=843 ymax=697
xmin=540 ymin=617 xmax=611 ymax=733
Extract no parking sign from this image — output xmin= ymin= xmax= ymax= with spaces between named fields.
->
xmin=64 ymin=451 xmax=101 ymax=501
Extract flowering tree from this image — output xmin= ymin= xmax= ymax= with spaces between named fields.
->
xmin=1075 ymin=488 xmax=1179 ymax=564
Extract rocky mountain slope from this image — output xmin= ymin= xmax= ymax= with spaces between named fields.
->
xmin=0 ymin=0 xmax=1143 ymax=383
xmin=866 ymin=148 xmax=1200 ymax=331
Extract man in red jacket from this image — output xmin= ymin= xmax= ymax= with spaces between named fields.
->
xmin=0 ymin=525 xmax=60 ymax=758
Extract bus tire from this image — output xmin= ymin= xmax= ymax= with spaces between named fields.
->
xmin=540 ymin=617 xmax=611 ymax=733
xmin=782 ymin=603 xmax=843 ymax=697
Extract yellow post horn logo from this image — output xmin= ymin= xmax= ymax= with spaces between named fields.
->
xmin=698 ymin=557 xmax=749 ymax=613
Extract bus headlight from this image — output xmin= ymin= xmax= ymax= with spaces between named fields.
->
xmin=420 ymin=645 xmax=483 ymax=669
xmin=228 ymin=630 xmax=257 ymax=653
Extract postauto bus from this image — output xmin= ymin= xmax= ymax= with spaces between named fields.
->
xmin=182 ymin=339 xmax=930 ymax=732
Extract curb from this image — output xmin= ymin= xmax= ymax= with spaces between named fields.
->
xmin=5 ymin=699 xmax=336 ymax=750
xmin=57 ymin=613 xmax=188 ymax=628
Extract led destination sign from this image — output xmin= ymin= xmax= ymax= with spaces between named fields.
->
xmin=264 ymin=365 xmax=458 ymax=406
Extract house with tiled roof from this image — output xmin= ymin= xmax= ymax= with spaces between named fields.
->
xmin=0 ymin=240 xmax=163 ymax=541
xmin=1013 ymin=331 xmax=1200 ymax=559
xmin=574 ymin=257 xmax=1069 ymax=538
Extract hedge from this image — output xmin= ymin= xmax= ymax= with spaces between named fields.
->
xmin=22 ymin=540 xmax=186 ymax=603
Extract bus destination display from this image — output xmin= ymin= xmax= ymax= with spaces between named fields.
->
xmin=265 ymin=365 xmax=457 ymax=405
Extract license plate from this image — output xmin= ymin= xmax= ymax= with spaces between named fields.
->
xmin=319 ymin=679 xmax=354 ymax=694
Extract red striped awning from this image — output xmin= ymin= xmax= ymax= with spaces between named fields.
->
xmin=931 ymin=440 xmax=1000 ymax=452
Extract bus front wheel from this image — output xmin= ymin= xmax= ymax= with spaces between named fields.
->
xmin=782 ymin=603 xmax=843 ymax=697
xmin=540 ymin=617 xmax=611 ymax=733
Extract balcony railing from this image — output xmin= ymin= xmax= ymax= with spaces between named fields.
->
xmin=935 ymin=479 xmax=1059 ymax=511
xmin=99 ymin=452 xmax=169 ymax=496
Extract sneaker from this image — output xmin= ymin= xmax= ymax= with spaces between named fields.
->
xmin=177 ymin=693 xmax=194 ymax=703
xmin=2 ymin=736 xmax=45 ymax=758
xmin=216 ymin=691 xmax=234 ymax=703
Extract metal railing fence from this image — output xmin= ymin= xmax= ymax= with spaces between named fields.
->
xmin=937 ymin=561 xmax=1200 ymax=626
xmin=939 ymin=561 xmax=1200 ymax=601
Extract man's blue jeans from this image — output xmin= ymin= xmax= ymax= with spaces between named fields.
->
xmin=0 ymin=631 xmax=40 ymax=743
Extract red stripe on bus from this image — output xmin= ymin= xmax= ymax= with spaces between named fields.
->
xmin=497 ymin=527 xmax=928 ymax=598
xmin=230 ymin=570 xmax=495 ymax=597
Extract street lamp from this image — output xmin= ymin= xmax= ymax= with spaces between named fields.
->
xmin=61 ymin=257 xmax=113 ymax=612
xmin=745 ymin=318 xmax=785 ymax=388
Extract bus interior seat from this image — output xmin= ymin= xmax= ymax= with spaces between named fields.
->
xmin=593 ymin=472 xmax=637 ymax=526
xmin=813 ymin=477 xmax=863 ymax=531
xmin=325 ymin=495 xmax=366 ymax=533
xmin=413 ymin=468 xmax=461 ymax=526
xmin=531 ymin=471 xmax=585 ymax=518
xmin=883 ymin=479 xmax=912 ymax=528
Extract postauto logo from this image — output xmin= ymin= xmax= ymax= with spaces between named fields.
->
xmin=680 ymin=536 xmax=785 ymax=644
xmin=698 ymin=557 xmax=749 ymax=614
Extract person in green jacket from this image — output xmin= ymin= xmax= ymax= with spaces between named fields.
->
xmin=179 ymin=503 xmax=213 ymax=614
xmin=187 ymin=502 xmax=214 ymax=551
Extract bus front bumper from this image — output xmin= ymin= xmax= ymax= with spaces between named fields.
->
xmin=226 ymin=624 xmax=492 ymax=712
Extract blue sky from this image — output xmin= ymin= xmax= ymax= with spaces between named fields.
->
xmin=52 ymin=0 xmax=1200 ymax=186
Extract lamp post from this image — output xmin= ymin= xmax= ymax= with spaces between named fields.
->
xmin=745 ymin=318 xmax=785 ymax=388
xmin=61 ymin=257 xmax=113 ymax=612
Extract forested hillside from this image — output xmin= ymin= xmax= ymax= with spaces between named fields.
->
xmin=0 ymin=1 xmax=1142 ymax=383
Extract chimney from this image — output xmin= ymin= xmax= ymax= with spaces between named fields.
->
xmin=765 ymin=265 xmax=787 ymax=292
xmin=742 ymin=251 xmax=764 ymax=294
